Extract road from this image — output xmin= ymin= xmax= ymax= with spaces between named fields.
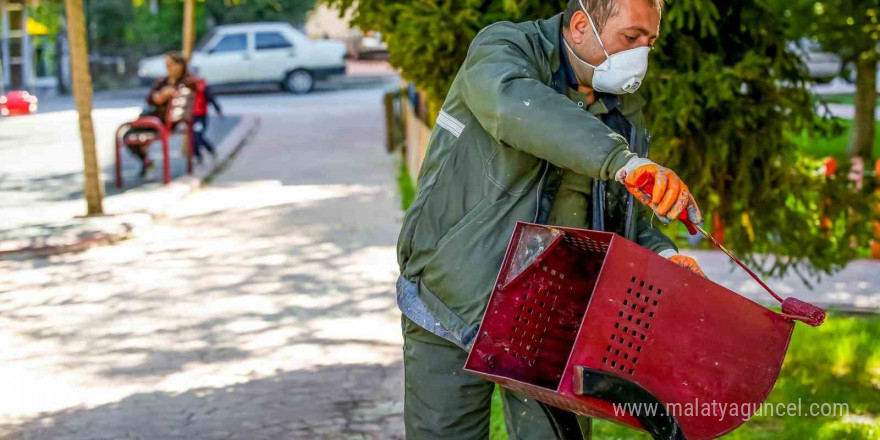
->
xmin=0 ymin=85 xmax=405 ymax=439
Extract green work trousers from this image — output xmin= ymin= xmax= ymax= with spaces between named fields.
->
xmin=402 ymin=315 xmax=592 ymax=440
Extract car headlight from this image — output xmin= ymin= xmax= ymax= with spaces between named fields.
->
xmin=0 ymin=96 xmax=6 ymax=104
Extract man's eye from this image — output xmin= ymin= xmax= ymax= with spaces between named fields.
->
xmin=625 ymin=35 xmax=637 ymax=43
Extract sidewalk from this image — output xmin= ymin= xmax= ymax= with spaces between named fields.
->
xmin=684 ymin=250 xmax=880 ymax=312
xmin=0 ymin=113 xmax=260 ymax=259
xmin=0 ymin=85 xmax=403 ymax=440
xmin=822 ymin=103 xmax=880 ymax=120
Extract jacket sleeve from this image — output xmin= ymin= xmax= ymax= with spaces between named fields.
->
xmin=461 ymin=22 xmax=635 ymax=180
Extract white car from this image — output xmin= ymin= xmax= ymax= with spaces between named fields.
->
xmin=787 ymin=39 xmax=842 ymax=83
xmin=138 ymin=22 xmax=347 ymax=94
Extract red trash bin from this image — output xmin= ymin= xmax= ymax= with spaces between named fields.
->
xmin=465 ymin=222 xmax=816 ymax=440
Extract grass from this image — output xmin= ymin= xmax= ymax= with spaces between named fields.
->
xmin=818 ymin=94 xmax=880 ymax=107
xmin=489 ymin=313 xmax=879 ymax=440
xmin=789 ymin=120 xmax=880 ymax=160
xmin=397 ymin=159 xmax=416 ymax=210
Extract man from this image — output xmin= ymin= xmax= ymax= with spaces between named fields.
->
xmin=396 ymin=0 xmax=705 ymax=438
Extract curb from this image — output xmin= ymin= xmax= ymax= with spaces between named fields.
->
xmin=0 ymin=115 xmax=260 ymax=260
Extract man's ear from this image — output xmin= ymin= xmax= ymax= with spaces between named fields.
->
xmin=569 ymin=11 xmax=590 ymax=44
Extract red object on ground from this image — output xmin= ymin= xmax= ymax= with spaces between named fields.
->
xmin=0 ymin=91 xmax=39 ymax=116
xmin=465 ymin=222 xmax=816 ymax=439
xmin=823 ymin=157 xmax=837 ymax=176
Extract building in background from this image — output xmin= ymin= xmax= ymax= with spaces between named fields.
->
xmin=304 ymin=4 xmax=353 ymax=41
xmin=0 ymin=0 xmax=35 ymax=92
xmin=305 ymin=4 xmax=386 ymax=60
xmin=1 ymin=0 xmax=63 ymax=95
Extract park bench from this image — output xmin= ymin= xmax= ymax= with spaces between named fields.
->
xmin=114 ymin=85 xmax=195 ymax=188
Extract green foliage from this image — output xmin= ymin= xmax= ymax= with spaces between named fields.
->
xmin=641 ymin=0 xmax=874 ymax=280
xmin=29 ymin=1 xmax=64 ymax=36
xmin=125 ymin=0 xmax=200 ymax=57
xmin=771 ymin=0 xmax=880 ymax=63
xmin=324 ymin=0 xmax=566 ymax=106
xmin=490 ymin=314 xmax=880 ymax=440
xmin=330 ymin=0 xmax=876 ymax=280
xmin=771 ymin=1 xmax=880 ymax=161
xmin=204 ymin=0 xmax=318 ymax=27
xmin=42 ymin=0 xmax=319 ymax=58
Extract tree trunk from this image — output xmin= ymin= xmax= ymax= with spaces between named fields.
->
xmin=65 ymin=0 xmax=104 ymax=215
xmin=852 ymin=53 xmax=878 ymax=161
xmin=182 ymin=0 xmax=195 ymax=60
xmin=181 ymin=0 xmax=195 ymax=158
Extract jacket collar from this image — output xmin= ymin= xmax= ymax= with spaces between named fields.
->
xmin=535 ymin=13 xmax=564 ymax=74
xmin=535 ymin=13 xmax=646 ymax=117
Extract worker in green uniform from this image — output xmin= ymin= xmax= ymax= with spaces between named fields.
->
xmin=396 ymin=0 xmax=706 ymax=438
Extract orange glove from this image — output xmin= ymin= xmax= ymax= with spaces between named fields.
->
xmin=669 ymin=254 xmax=706 ymax=278
xmin=616 ymin=159 xmax=703 ymax=225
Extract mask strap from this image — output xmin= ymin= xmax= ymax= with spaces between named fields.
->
xmin=562 ymin=37 xmax=600 ymax=70
xmin=577 ymin=0 xmax=610 ymax=64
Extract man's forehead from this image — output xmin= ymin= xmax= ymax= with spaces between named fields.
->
xmin=610 ymin=0 xmax=662 ymax=33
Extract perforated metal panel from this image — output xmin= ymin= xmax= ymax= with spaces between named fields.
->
xmin=504 ymin=267 xmax=574 ymax=367
xmin=603 ymin=276 xmax=662 ymax=376
xmin=563 ymin=233 xmax=609 ymax=254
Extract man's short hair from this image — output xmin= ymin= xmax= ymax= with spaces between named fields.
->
xmin=563 ymin=0 xmax=664 ymax=33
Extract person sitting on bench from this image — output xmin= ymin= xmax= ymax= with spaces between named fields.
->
xmin=125 ymin=51 xmax=197 ymax=178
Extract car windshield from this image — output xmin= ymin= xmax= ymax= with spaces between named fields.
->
xmin=194 ymin=30 xmax=218 ymax=52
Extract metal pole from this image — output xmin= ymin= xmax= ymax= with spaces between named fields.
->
xmin=64 ymin=0 xmax=104 ymax=215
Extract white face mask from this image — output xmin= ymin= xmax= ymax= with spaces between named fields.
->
xmin=563 ymin=0 xmax=651 ymax=94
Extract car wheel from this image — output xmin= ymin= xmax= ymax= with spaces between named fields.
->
xmin=285 ymin=69 xmax=314 ymax=94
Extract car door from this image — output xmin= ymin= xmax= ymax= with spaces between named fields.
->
xmin=251 ymin=31 xmax=297 ymax=82
xmin=196 ymin=32 xmax=251 ymax=84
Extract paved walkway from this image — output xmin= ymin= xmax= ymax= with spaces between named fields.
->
xmin=684 ymin=250 xmax=880 ymax=311
xmin=823 ymin=103 xmax=880 ymax=120
xmin=0 ymin=86 xmax=404 ymax=439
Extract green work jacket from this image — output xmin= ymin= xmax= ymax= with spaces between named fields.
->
xmin=397 ymin=13 xmax=675 ymax=348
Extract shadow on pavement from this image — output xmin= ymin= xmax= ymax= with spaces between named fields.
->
xmin=0 ymin=184 xmax=403 ymax=438
xmin=0 ymin=363 xmax=404 ymax=440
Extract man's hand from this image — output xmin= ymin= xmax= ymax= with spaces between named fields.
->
xmin=616 ymin=158 xmax=702 ymax=224
xmin=669 ymin=254 xmax=706 ymax=278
